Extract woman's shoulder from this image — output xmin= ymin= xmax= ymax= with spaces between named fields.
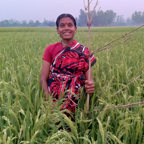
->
xmin=45 ymin=42 xmax=61 ymax=50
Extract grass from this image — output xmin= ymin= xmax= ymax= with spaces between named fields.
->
xmin=0 ymin=27 xmax=144 ymax=144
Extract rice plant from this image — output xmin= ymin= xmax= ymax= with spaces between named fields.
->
xmin=0 ymin=27 xmax=144 ymax=143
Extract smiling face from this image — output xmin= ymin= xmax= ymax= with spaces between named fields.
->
xmin=57 ymin=17 xmax=77 ymax=42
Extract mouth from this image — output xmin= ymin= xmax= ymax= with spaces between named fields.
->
xmin=63 ymin=32 xmax=71 ymax=35
xmin=63 ymin=32 xmax=72 ymax=38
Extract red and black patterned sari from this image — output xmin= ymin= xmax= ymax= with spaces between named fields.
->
xmin=47 ymin=41 xmax=96 ymax=113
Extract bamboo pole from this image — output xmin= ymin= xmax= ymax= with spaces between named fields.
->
xmin=84 ymin=0 xmax=98 ymax=115
xmin=86 ymin=0 xmax=91 ymax=115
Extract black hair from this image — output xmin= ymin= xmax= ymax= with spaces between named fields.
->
xmin=56 ymin=13 xmax=77 ymax=28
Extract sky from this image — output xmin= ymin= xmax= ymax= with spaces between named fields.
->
xmin=0 ymin=0 xmax=144 ymax=22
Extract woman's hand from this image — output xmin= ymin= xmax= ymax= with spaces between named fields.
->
xmin=40 ymin=61 xmax=51 ymax=99
xmin=44 ymin=93 xmax=49 ymax=101
xmin=85 ymin=80 xmax=95 ymax=94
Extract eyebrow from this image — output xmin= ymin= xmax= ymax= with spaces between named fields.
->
xmin=60 ymin=22 xmax=73 ymax=24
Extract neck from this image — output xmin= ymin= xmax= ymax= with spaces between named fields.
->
xmin=61 ymin=39 xmax=74 ymax=47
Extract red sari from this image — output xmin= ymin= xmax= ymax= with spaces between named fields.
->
xmin=47 ymin=41 xmax=96 ymax=112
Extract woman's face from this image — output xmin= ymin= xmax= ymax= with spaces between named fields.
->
xmin=57 ymin=17 xmax=77 ymax=41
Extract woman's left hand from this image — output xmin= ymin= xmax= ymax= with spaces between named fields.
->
xmin=85 ymin=80 xmax=95 ymax=94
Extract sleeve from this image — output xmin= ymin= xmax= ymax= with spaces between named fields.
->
xmin=90 ymin=53 xmax=96 ymax=67
xmin=42 ymin=45 xmax=52 ymax=64
xmin=85 ymin=47 xmax=96 ymax=66
xmin=84 ymin=47 xmax=96 ymax=71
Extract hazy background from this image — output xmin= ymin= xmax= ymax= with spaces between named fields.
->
xmin=0 ymin=0 xmax=144 ymax=21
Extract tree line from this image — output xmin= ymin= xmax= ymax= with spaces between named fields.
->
xmin=0 ymin=10 xmax=144 ymax=27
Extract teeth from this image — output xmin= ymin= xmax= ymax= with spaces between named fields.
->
xmin=64 ymin=33 xmax=70 ymax=35
xmin=64 ymin=32 xmax=70 ymax=34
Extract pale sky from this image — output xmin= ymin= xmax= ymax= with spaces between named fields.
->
xmin=0 ymin=0 xmax=144 ymax=22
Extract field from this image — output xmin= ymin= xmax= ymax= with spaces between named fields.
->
xmin=0 ymin=27 xmax=144 ymax=144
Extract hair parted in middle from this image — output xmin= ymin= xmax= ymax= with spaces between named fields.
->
xmin=56 ymin=13 xmax=77 ymax=28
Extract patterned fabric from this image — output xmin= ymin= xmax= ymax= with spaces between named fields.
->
xmin=47 ymin=42 xmax=96 ymax=112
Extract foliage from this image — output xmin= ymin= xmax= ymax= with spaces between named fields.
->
xmin=1 ymin=10 xmax=144 ymax=27
xmin=78 ymin=9 xmax=116 ymax=26
xmin=77 ymin=9 xmax=87 ymax=27
xmin=0 ymin=19 xmax=56 ymax=27
xmin=0 ymin=27 xmax=144 ymax=143
xmin=132 ymin=11 xmax=144 ymax=25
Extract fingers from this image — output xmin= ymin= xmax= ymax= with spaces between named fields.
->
xmin=44 ymin=95 xmax=49 ymax=101
xmin=85 ymin=80 xmax=95 ymax=94
xmin=44 ymin=92 xmax=49 ymax=101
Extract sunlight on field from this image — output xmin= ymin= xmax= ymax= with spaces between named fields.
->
xmin=0 ymin=27 xmax=144 ymax=143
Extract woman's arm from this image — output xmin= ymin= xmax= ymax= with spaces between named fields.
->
xmin=85 ymin=67 xmax=95 ymax=94
xmin=40 ymin=60 xmax=51 ymax=100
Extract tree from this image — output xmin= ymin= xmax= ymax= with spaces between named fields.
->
xmin=93 ymin=10 xmax=105 ymax=26
xmin=21 ymin=20 xmax=27 ymax=27
xmin=0 ymin=19 xmax=20 ymax=27
xmin=28 ymin=20 xmax=35 ymax=27
xmin=115 ymin=15 xmax=126 ymax=26
xmin=104 ymin=10 xmax=116 ymax=26
xmin=132 ymin=11 xmax=144 ymax=24
xmin=92 ymin=10 xmax=116 ymax=26
xmin=78 ymin=9 xmax=87 ymax=26
xmin=35 ymin=20 xmax=41 ymax=27
xmin=42 ymin=19 xmax=55 ymax=27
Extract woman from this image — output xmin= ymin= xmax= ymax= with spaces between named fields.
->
xmin=40 ymin=14 xmax=96 ymax=113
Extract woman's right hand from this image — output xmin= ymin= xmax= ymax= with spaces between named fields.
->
xmin=40 ymin=61 xmax=51 ymax=98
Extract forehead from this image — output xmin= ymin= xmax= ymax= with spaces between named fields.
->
xmin=59 ymin=17 xmax=74 ymax=24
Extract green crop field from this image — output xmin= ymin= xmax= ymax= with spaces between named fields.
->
xmin=0 ymin=27 xmax=144 ymax=144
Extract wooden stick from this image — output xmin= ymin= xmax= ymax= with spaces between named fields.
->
xmin=85 ymin=0 xmax=98 ymax=115
xmin=86 ymin=0 xmax=91 ymax=115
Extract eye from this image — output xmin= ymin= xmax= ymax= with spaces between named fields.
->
xmin=59 ymin=23 xmax=65 ymax=28
xmin=68 ymin=23 xmax=73 ymax=27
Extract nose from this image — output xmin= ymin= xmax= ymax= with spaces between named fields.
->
xmin=64 ymin=24 xmax=69 ymax=29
